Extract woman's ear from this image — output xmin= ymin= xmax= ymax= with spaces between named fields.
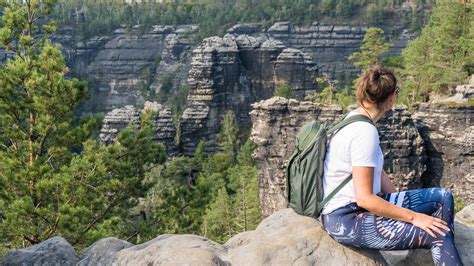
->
xmin=384 ymin=94 xmax=396 ymax=111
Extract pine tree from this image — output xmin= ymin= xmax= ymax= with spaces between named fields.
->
xmin=215 ymin=110 xmax=240 ymax=165
xmin=349 ymin=27 xmax=391 ymax=69
xmin=273 ymin=83 xmax=295 ymax=99
xmin=401 ymin=0 xmax=473 ymax=101
xmin=232 ymin=165 xmax=261 ymax=232
xmin=201 ymin=186 xmax=234 ymax=243
xmin=0 ymin=0 xmax=166 ymax=249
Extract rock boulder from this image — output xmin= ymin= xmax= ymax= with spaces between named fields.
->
xmin=2 ymin=205 xmax=474 ymax=265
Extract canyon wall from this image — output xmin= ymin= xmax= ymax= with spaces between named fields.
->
xmin=45 ymin=21 xmax=416 ymax=115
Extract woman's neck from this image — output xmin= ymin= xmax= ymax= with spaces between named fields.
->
xmin=357 ymin=103 xmax=385 ymax=123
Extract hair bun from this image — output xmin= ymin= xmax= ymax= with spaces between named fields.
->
xmin=372 ymin=71 xmax=380 ymax=81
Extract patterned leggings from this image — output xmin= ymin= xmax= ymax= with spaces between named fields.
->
xmin=322 ymin=188 xmax=463 ymax=266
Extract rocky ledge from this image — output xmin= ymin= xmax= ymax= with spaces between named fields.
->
xmin=1 ymin=204 xmax=473 ymax=265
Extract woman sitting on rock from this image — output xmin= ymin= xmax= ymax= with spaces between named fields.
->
xmin=321 ymin=65 xmax=463 ymax=266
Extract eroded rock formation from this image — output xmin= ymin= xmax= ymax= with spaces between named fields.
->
xmin=412 ymin=103 xmax=473 ymax=205
xmin=53 ymin=25 xmax=199 ymax=113
xmin=99 ymin=101 xmax=177 ymax=156
xmin=42 ymin=20 xmax=416 ymax=116
xmin=179 ymin=35 xmax=318 ymax=156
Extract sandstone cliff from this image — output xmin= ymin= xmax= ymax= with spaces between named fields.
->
xmin=179 ymin=35 xmax=318 ymax=156
xmin=53 ymin=25 xmax=199 ymax=113
xmin=412 ymin=102 xmax=473 ymax=205
xmin=44 ymin=21 xmax=416 ymax=114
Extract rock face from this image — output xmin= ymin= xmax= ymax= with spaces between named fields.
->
xmin=99 ymin=101 xmax=178 ymax=156
xmin=432 ymin=83 xmax=474 ymax=104
xmin=177 ymin=22 xmax=415 ymax=156
xmin=265 ymin=22 xmax=414 ymax=78
xmin=55 ymin=25 xmax=199 ymax=113
xmin=3 ymin=204 xmax=473 ymax=265
xmin=179 ymin=35 xmax=318 ymax=156
xmin=99 ymin=105 xmax=142 ymax=145
xmin=412 ymin=103 xmax=474 ymax=205
xmin=47 ymin=21 xmax=414 ymax=114
xmin=0 ymin=236 xmax=79 ymax=266
xmin=78 ymin=237 xmax=133 ymax=266
xmin=25 ymin=21 xmax=416 ymax=157
xmin=249 ymin=97 xmax=426 ymax=218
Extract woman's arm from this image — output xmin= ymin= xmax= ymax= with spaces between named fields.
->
xmin=381 ymin=170 xmax=397 ymax=194
xmin=352 ymin=166 xmax=450 ymax=238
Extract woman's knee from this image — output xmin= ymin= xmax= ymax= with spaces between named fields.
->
xmin=427 ymin=187 xmax=454 ymax=204
xmin=438 ymin=188 xmax=454 ymax=206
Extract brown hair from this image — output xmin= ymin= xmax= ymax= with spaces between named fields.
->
xmin=355 ymin=65 xmax=397 ymax=110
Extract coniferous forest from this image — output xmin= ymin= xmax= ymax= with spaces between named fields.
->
xmin=0 ymin=0 xmax=473 ymax=258
xmin=51 ymin=0 xmax=434 ymax=39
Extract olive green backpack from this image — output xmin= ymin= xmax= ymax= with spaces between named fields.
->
xmin=286 ymin=113 xmax=374 ymax=219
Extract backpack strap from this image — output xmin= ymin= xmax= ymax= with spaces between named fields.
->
xmin=319 ymin=174 xmax=353 ymax=212
xmin=319 ymin=113 xmax=376 ymax=213
xmin=327 ymin=114 xmax=374 ymax=135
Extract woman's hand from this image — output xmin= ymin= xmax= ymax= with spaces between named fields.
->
xmin=411 ymin=212 xmax=451 ymax=238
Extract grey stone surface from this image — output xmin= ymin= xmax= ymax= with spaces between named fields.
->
xmin=224 ymin=208 xmax=387 ymax=266
xmin=78 ymin=237 xmax=133 ymax=266
xmin=2 ymin=205 xmax=473 ymax=265
xmin=433 ymin=83 xmax=474 ymax=104
xmin=456 ymin=204 xmax=474 ymax=227
xmin=2 ymin=20 xmax=419 ymax=114
xmin=99 ymin=105 xmax=142 ymax=144
xmin=113 ymin=234 xmax=229 ymax=265
xmin=412 ymin=102 xmax=473 ymax=205
xmin=52 ymin=25 xmax=199 ymax=113
xmin=0 ymin=237 xmax=79 ymax=266
xmin=226 ymin=23 xmax=262 ymax=35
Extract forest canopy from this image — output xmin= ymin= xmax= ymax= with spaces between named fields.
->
xmin=51 ymin=0 xmax=434 ymax=39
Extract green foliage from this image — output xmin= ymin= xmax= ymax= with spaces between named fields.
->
xmin=334 ymin=85 xmax=356 ymax=111
xmin=313 ymin=76 xmax=338 ymax=104
xmin=201 ymin=186 xmax=234 ymax=243
xmin=138 ymin=112 xmax=261 ymax=244
xmin=349 ymin=27 xmax=391 ymax=69
xmin=231 ymin=163 xmax=260 ymax=233
xmin=305 ymin=75 xmax=355 ymax=109
xmin=273 ymin=83 xmax=294 ymax=99
xmin=139 ymin=57 xmax=160 ymax=101
xmin=0 ymin=0 xmax=166 ymax=250
xmin=49 ymin=0 xmax=425 ymax=40
xmin=382 ymin=54 xmax=404 ymax=70
xmin=156 ymin=75 xmax=174 ymax=103
xmin=400 ymin=0 xmax=473 ymax=103
xmin=215 ymin=111 xmax=240 ymax=165
xmin=169 ymin=84 xmax=190 ymax=116
xmin=201 ymin=139 xmax=260 ymax=243
xmin=169 ymin=84 xmax=190 ymax=145
xmin=366 ymin=0 xmax=391 ymax=24
xmin=453 ymin=192 xmax=465 ymax=214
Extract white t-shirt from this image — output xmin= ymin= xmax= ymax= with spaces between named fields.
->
xmin=321 ymin=110 xmax=384 ymax=215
